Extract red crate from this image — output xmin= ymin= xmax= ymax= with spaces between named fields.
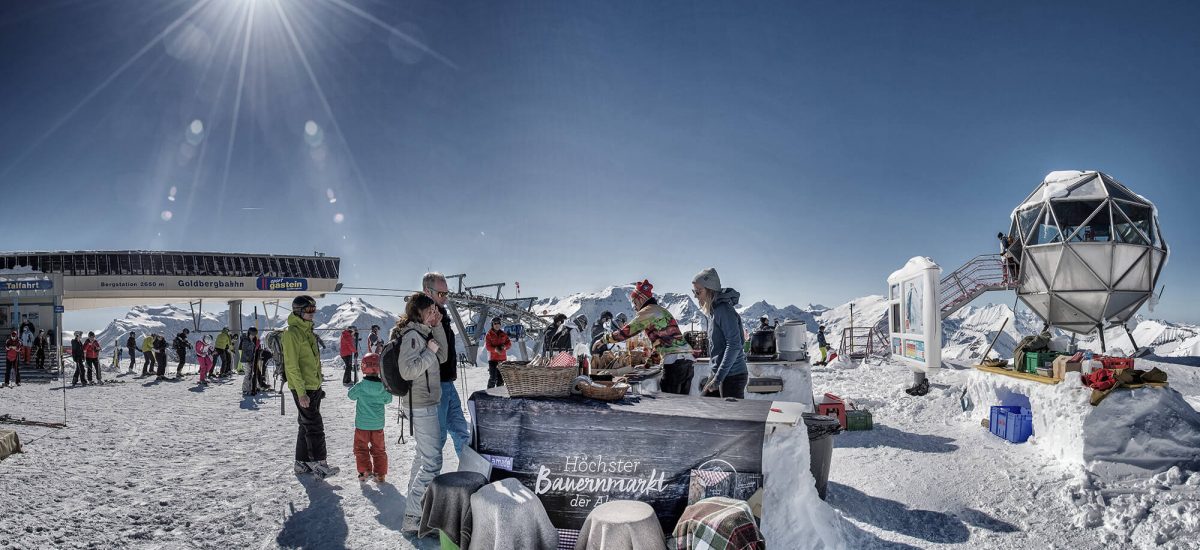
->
xmin=818 ymin=393 xmax=847 ymax=429
xmin=1099 ymin=356 xmax=1134 ymax=370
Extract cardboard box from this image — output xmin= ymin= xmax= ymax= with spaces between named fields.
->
xmin=1052 ymin=355 xmax=1082 ymax=380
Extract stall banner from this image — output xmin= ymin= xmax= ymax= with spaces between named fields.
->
xmin=470 ymin=392 xmax=770 ymax=531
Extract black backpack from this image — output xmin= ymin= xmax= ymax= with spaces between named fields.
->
xmin=380 ymin=328 xmax=430 ymax=397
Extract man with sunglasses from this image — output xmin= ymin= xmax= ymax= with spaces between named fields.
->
xmin=282 ymin=295 xmax=339 ymax=479
xmin=423 ymin=272 xmax=471 ymax=458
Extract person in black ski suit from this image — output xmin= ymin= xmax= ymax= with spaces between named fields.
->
xmin=70 ymin=332 xmax=87 ymax=386
xmin=125 ymin=331 xmax=138 ymax=373
xmin=153 ymin=334 xmax=169 ymax=380
xmin=33 ymin=330 xmax=48 ymax=370
xmin=173 ymin=329 xmax=190 ymax=378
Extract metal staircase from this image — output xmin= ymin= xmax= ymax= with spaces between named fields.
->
xmin=939 ymin=254 xmax=1017 ymax=317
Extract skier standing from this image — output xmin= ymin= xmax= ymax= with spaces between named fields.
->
xmin=3 ymin=331 xmax=20 ymax=387
xmin=282 ymin=295 xmax=339 ymax=479
xmin=153 ymin=334 xmax=169 ymax=380
xmin=84 ymin=332 xmax=102 ymax=384
xmin=125 ymin=331 xmax=138 ymax=373
xmin=339 ymin=328 xmax=356 ymax=385
xmin=140 ymin=335 xmax=154 ymax=376
xmin=70 ymin=332 xmax=86 ymax=386
xmin=347 ymin=352 xmax=392 ymax=482
xmin=215 ymin=328 xmax=232 ymax=377
xmin=195 ymin=335 xmax=215 ymax=385
xmin=172 ymin=329 xmax=190 ymax=378
xmin=815 ymin=323 xmax=830 ymax=366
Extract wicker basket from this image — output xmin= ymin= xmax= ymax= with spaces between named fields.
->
xmin=578 ymin=377 xmax=630 ymax=401
xmin=499 ymin=361 xmax=577 ymax=397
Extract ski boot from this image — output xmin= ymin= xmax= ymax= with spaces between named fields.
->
xmin=905 ymin=378 xmax=930 ymax=396
xmin=307 ymin=461 xmax=340 ymax=479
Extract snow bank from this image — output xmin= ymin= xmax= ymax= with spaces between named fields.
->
xmin=965 ymin=369 xmax=1200 ymax=478
xmin=760 ymin=421 xmax=853 ymax=549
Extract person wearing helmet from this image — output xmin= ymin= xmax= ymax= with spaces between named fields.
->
xmin=484 ymin=317 xmax=512 ymax=388
xmin=593 ymin=279 xmax=695 ymax=394
xmin=282 ymin=295 xmax=338 ymax=479
xmin=347 ymin=352 xmax=393 ymax=482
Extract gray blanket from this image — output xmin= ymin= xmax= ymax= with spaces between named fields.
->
xmin=419 ymin=471 xmax=489 ymax=547
xmin=469 ymin=478 xmax=558 ymax=550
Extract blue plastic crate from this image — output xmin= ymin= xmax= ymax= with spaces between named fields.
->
xmin=989 ymin=405 xmax=1033 ymax=443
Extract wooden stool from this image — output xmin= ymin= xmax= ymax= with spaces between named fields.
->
xmin=575 ymin=500 xmax=665 ymax=550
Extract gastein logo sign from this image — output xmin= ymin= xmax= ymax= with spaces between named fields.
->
xmin=256 ymin=277 xmax=308 ymax=291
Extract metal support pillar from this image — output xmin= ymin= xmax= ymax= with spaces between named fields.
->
xmin=1097 ymin=323 xmax=1107 ymax=353
xmin=228 ymin=300 xmax=243 ymax=336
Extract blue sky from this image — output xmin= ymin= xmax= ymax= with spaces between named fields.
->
xmin=1 ymin=0 xmax=1198 ymax=328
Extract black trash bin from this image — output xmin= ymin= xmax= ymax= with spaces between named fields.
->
xmin=803 ymin=413 xmax=842 ymax=500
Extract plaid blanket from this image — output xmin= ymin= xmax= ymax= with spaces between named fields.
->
xmin=673 ymin=497 xmax=765 ymax=550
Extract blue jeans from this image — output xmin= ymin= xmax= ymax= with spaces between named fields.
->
xmin=403 ymin=405 xmax=442 ymax=529
xmin=438 ymin=381 xmax=471 ymax=457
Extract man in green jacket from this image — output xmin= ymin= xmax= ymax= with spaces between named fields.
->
xmin=282 ymin=295 xmax=338 ymax=479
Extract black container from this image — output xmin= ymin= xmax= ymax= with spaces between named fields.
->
xmin=802 ymin=413 xmax=842 ymax=500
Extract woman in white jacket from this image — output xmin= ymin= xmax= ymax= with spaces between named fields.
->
xmin=394 ymin=292 xmax=444 ymax=534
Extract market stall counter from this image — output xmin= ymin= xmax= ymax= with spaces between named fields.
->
xmin=466 ymin=389 xmax=848 ymax=548
xmin=690 ymin=359 xmax=815 ymax=412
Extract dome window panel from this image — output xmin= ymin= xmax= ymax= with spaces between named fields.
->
xmin=1033 ymin=208 xmax=1063 ymax=244
xmin=1052 ymin=200 xmax=1106 ymax=242
xmin=1018 ymin=206 xmax=1043 ymax=246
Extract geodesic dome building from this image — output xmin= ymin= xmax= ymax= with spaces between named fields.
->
xmin=1006 ymin=171 xmax=1167 ymax=334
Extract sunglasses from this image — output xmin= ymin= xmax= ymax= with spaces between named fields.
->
xmin=692 ymin=289 xmax=703 ymax=297
xmin=302 ymin=307 xmax=317 ymax=314
xmin=431 ymin=290 xmax=449 ymax=298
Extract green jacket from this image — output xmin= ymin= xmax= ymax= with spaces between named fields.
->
xmin=347 ymin=377 xmax=393 ymax=430
xmin=215 ymin=330 xmax=231 ymax=351
xmin=141 ymin=337 xmax=153 ymax=352
xmin=282 ymin=313 xmax=322 ymax=393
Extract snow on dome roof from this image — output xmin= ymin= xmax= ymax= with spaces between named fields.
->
xmin=1010 ymin=170 xmax=1156 ymax=220
xmin=887 ymin=256 xmax=941 ymax=283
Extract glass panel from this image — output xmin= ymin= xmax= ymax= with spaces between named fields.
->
xmin=1061 ymin=292 xmax=1107 ymax=323
xmin=1053 ymin=200 xmax=1105 ymax=242
xmin=1105 ymin=292 xmax=1145 ymax=320
xmin=1115 ymin=259 xmax=1150 ymax=291
xmin=1034 ymin=208 xmax=1063 ymax=244
xmin=1112 ymin=203 xmax=1150 ymax=245
xmin=331 ymin=259 xmax=340 ymax=278
xmin=269 ymin=258 xmax=280 ymax=276
xmin=1071 ymin=243 xmax=1112 ymax=286
xmin=1018 ymin=206 xmax=1042 ymax=245
xmin=1065 ymin=175 xmax=1105 ymax=199
xmin=1054 ymin=248 xmax=1104 ymax=290
xmin=1050 ymin=295 xmax=1093 ymax=325
xmin=1103 ymin=177 xmax=1142 ymax=203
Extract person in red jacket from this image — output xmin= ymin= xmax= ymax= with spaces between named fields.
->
xmin=484 ymin=317 xmax=512 ymax=388
xmin=340 ymin=327 xmax=357 ymax=385
xmin=4 ymin=331 xmax=21 ymax=387
xmin=84 ymin=331 xmax=102 ymax=384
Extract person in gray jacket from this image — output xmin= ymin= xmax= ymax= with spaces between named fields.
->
xmin=693 ymin=267 xmax=748 ymax=398
xmin=393 ymin=292 xmax=444 ymax=535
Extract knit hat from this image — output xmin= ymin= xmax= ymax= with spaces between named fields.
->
xmin=631 ymin=279 xmax=654 ymax=302
xmin=692 ymin=267 xmax=722 ymax=291
xmin=361 ymin=353 xmax=381 ymax=375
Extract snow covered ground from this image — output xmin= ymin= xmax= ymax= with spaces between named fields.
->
xmin=2 ymin=356 xmax=1199 ymax=549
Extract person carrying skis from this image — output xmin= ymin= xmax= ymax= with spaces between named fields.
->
xmin=4 ymin=331 xmax=21 ymax=387
xmin=593 ymin=280 xmax=695 ymax=394
xmin=84 ymin=332 xmax=102 ymax=384
xmin=282 ymin=295 xmax=339 ymax=479
xmin=172 ymin=329 xmax=190 ymax=378
xmin=70 ymin=332 xmax=87 ymax=385
xmin=125 ymin=331 xmax=138 ymax=373
xmin=195 ymin=335 xmax=215 ymax=385
xmin=484 ymin=317 xmax=512 ymax=388
xmin=340 ymin=327 xmax=357 ymax=385
xmin=347 ymin=352 xmax=393 ymax=482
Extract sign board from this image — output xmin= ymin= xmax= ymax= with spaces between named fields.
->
xmin=54 ymin=306 xmax=65 ymax=313
xmin=63 ymin=276 xmax=330 ymax=296
xmin=1 ymin=279 xmax=54 ymax=291
xmin=887 ymin=257 xmax=942 ymax=372
xmin=470 ymin=392 xmax=769 ymax=531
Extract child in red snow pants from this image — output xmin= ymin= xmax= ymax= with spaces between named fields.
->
xmin=353 ymin=429 xmax=387 ymax=479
